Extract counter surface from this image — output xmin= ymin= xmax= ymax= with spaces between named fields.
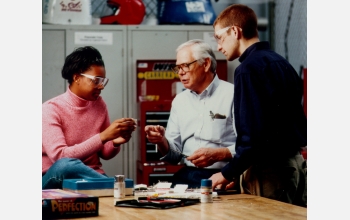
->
xmin=84 ymin=194 xmax=307 ymax=220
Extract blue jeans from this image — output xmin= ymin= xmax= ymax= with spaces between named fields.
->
xmin=42 ymin=158 xmax=108 ymax=189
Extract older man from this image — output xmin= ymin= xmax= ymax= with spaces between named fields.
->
xmin=145 ymin=39 xmax=237 ymax=188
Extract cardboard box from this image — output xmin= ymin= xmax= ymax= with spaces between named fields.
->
xmin=42 ymin=189 xmax=99 ymax=219
xmin=62 ymin=178 xmax=114 ymax=197
xmin=42 ymin=0 xmax=92 ymax=25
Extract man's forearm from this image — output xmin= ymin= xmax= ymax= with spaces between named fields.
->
xmin=216 ymin=148 xmax=233 ymax=161
xmin=156 ymin=138 xmax=170 ymax=156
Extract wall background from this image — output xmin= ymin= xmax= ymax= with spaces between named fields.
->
xmin=142 ymin=0 xmax=307 ymax=74
xmin=273 ymin=0 xmax=307 ymax=75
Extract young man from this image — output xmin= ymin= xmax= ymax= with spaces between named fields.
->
xmin=210 ymin=4 xmax=307 ymax=207
xmin=145 ymin=39 xmax=237 ymax=188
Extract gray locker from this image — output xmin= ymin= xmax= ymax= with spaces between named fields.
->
xmin=42 ymin=29 xmax=66 ymax=103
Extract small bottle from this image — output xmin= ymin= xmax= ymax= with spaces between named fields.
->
xmin=200 ymin=179 xmax=213 ymax=203
xmin=114 ymin=175 xmax=125 ymax=199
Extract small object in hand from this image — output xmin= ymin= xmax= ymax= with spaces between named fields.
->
xmin=169 ymin=147 xmax=189 ymax=158
xmin=132 ymin=118 xmax=139 ymax=126
xmin=214 ymin=188 xmax=238 ymax=195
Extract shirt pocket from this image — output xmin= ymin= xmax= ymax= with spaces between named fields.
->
xmin=200 ymin=118 xmax=227 ymax=143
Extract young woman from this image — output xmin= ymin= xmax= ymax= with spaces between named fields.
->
xmin=42 ymin=46 xmax=136 ymax=189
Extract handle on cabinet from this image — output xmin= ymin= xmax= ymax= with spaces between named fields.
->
xmin=153 ymin=167 xmax=166 ymax=172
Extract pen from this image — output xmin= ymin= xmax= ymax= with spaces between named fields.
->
xmin=169 ymin=147 xmax=189 ymax=158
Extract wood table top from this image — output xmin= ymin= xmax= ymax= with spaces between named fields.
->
xmin=74 ymin=194 xmax=307 ymax=220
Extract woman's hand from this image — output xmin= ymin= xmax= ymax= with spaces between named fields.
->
xmin=112 ymin=133 xmax=132 ymax=145
xmin=100 ymin=118 xmax=136 ymax=144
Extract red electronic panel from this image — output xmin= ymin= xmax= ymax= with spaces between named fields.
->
xmin=136 ymin=100 xmax=184 ymax=185
xmin=138 ymin=100 xmax=172 ymax=163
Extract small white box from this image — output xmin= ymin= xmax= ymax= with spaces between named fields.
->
xmin=42 ymin=0 xmax=92 ymax=25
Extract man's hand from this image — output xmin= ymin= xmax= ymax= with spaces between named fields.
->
xmin=144 ymin=125 xmax=165 ymax=144
xmin=187 ymin=148 xmax=232 ymax=168
xmin=144 ymin=125 xmax=169 ymax=155
xmin=209 ymin=172 xmax=234 ymax=191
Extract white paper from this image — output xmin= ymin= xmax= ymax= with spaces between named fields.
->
xmin=185 ymin=2 xmax=205 ymax=12
xmin=155 ymin=182 xmax=172 ymax=189
xmin=173 ymin=184 xmax=188 ymax=193
xmin=75 ymin=32 xmax=113 ymax=45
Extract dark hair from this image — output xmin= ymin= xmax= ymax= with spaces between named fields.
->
xmin=61 ymin=46 xmax=105 ymax=84
xmin=214 ymin=4 xmax=258 ymax=39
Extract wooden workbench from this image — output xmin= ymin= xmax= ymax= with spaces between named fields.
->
xmin=80 ymin=194 xmax=306 ymax=219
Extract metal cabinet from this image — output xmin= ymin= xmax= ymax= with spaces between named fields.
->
xmin=42 ymin=29 xmax=66 ymax=103
xmin=136 ymin=100 xmax=183 ymax=186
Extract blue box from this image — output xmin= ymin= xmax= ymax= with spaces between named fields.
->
xmin=63 ymin=178 xmax=114 ymax=197
xmin=125 ymin=178 xmax=134 ymax=196
xmin=157 ymin=0 xmax=217 ymax=25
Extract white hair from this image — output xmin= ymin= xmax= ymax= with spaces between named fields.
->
xmin=176 ymin=39 xmax=217 ymax=73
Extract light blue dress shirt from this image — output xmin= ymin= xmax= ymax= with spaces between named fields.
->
xmin=161 ymin=74 xmax=237 ymax=169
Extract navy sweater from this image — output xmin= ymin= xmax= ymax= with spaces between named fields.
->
xmin=221 ymin=41 xmax=307 ymax=180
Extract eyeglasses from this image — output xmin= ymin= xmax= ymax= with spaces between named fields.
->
xmin=214 ymin=26 xmax=232 ymax=44
xmin=172 ymin=60 xmax=198 ymax=74
xmin=80 ymin=73 xmax=109 ymax=88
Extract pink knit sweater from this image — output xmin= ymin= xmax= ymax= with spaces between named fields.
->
xmin=42 ymin=88 xmax=120 ymax=174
